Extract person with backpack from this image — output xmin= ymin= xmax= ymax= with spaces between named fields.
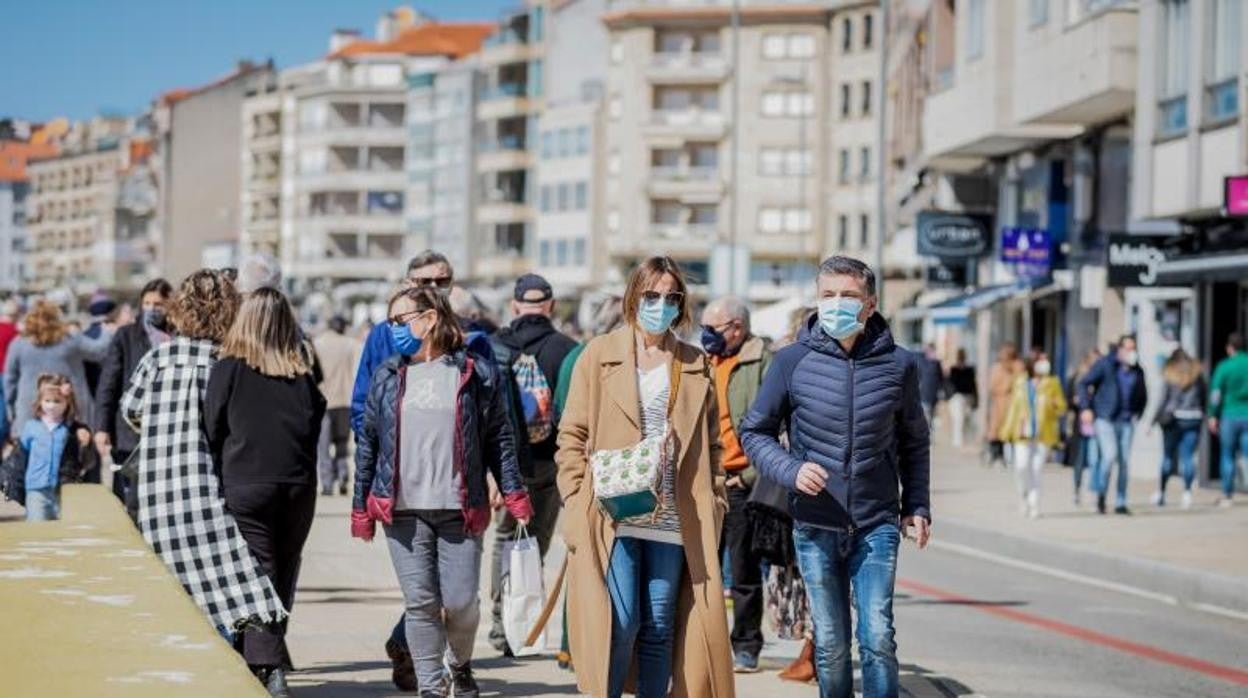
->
xmin=487 ymin=273 xmax=578 ymax=656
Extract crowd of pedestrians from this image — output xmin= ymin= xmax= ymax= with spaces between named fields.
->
xmin=5 ymin=240 xmax=1245 ymax=698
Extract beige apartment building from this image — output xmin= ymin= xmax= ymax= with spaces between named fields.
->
xmin=25 ymin=118 xmax=157 ymax=293
xmin=601 ymin=1 xmax=892 ymax=302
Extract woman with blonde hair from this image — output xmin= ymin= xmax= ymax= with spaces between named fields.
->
xmin=4 ymin=299 xmax=111 ymax=434
xmin=1151 ymin=348 xmax=1205 ymax=509
xmin=557 ymin=255 xmax=733 ymax=698
xmin=985 ymin=342 xmax=1020 ymax=467
xmin=1000 ymin=352 xmax=1067 ymax=518
xmin=122 ymin=271 xmax=287 ymax=670
xmin=205 ymin=287 xmax=326 ymax=694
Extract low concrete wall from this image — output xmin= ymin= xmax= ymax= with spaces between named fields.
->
xmin=0 ymin=485 xmax=268 ymax=697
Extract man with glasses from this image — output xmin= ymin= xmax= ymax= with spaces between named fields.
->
xmin=741 ymin=255 xmax=930 ymax=698
xmin=700 ymin=295 xmax=772 ymax=673
xmin=350 ymin=250 xmax=498 ymax=692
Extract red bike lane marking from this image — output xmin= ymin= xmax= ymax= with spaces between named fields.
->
xmin=897 ymin=578 xmax=1248 ymax=687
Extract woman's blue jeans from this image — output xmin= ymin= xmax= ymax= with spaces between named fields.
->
xmin=1159 ymin=420 xmax=1201 ymax=494
xmin=606 ymin=536 xmax=685 ymax=698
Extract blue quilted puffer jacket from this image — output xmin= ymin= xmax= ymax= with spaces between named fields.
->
xmin=739 ymin=313 xmax=931 ymax=532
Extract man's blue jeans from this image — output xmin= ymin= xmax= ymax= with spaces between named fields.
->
xmin=794 ymin=522 xmax=900 ymax=698
xmin=1219 ymin=417 xmax=1248 ymax=498
xmin=1093 ymin=419 xmax=1135 ymax=507
xmin=606 ymin=536 xmax=685 ymax=698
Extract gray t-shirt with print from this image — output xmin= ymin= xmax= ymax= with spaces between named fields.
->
xmin=395 ymin=358 xmax=461 ymax=511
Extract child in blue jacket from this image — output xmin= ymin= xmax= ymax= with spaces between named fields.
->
xmin=17 ymin=374 xmax=94 ymax=521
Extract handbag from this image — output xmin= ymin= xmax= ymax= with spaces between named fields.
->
xmin=0 ymin=442 xmax=28 ymax=506
xmin=591 ymin=359 xmax=681 ymax=521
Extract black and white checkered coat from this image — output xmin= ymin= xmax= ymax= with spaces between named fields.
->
xmin=122 ymin=337 xmax=287 ymax=632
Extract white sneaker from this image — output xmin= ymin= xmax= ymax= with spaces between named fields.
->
xmin=1150 ymin=491 xmax=1164 ymax=507
xmin=1218 ymin=498 xmax=1234 ymax=509
xmin=1074 ymin=491 xmax=1082 ymax=507
xmin=1181 ymin=491 xmax=1192 ymax=510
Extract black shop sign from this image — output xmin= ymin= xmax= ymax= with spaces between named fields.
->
xmin=1106 ymin=234 xmax=1168 ymax=287
xmin=917 ymin=210 xmax=992 ymax=259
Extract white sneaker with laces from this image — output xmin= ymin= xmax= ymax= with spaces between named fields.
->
xmin=1150 ymin=491 xmax=1164 ymax=507
xmin=1181 ymin=491 xmax=1193 ymax=509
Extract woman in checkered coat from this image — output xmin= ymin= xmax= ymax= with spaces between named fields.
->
xmin=121 ymin=270 xmax=286 ymax=637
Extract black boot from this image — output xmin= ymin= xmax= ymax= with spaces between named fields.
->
xmin=450 ymin=662 xmax=480 ymax=697
xmin=1097 ymin=494 xmax=1107 ymax=515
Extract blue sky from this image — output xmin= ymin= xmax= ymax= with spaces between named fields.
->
xmin=1 ymin=1 xmax=514 ymax=123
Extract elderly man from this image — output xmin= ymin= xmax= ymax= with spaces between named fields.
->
xmin=699 ymin=295 xmax=772 ymax=673
xmin=741 ymin=255 xmax=931 ymax=698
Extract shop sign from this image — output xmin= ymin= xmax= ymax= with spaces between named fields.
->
xmin=1106 ymin=233 xmax=1168 ymax=286
xmin=925 ymin=260 xmax=968 ymax=288
xmin=1225 ymin=175 xmax=1248 ymax=216
xmin=916 ymin=211 xmax=991 ymax=259
xmin=1000 ymin=227 xmax=1051 ymax=279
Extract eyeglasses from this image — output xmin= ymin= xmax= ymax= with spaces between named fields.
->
xmin=388 ymin=310 xmax=427 ymax=326
xmin=408 ymin=275 xmax=453 ymax=289
xmin=641 ymin=291 xmax=685 ymax=306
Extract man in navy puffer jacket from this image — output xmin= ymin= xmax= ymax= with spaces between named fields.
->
xmin=740 ymin=255 xmax=931 ymax=698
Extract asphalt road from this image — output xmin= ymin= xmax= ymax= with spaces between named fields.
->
xmin=286 ymin=495 xmax=1248 ymax=697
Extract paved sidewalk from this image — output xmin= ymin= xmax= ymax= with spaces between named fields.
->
xmin=927 ymin=429 xmax=1248 ymax=614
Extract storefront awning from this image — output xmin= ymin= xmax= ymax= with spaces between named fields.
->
xmin=925 ymin=282 xmax=1033 ymax=326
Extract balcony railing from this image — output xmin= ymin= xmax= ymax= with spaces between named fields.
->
xmin=651 ymin=51 xmax=726 ymax=68
xmin=479 ymin=134 xmax=528 ymax=152
xmin=651 ymin=223 xmax=717 ymax=240
xmin=651 ymin=165 xmax=719 ymax=181
xmin=650 ymin=110 xmax=725 ymax=127
xmin=480 ymin=83 xmax=528 ymax=102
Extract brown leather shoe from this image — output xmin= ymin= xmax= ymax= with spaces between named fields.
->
xmin=385 ymin=638 xmax=418 ymax=692
xmin=778 ymin=638 xmax=816 ymax=683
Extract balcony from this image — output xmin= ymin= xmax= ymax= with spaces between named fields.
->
xmin=479 ymin=32 xmax=541 ymax=67
xmin=647 ymin=166 xmax=724 ymax=199
xmin=609 ymin=223 xmax=718 ymax=257
xmin=297 ymin=212 xmax=404 ymax=236
xmin=297 ymin=124 xmax=406 ymax=148
xmin=646 ymin=52 xmax=730 ymax=85
xmin=297 ymin=169 xmax=405 ymax=192
xmin=477 ymin=84 xmax=537 ymax=121
xmin=642 ymin=110 xmax=728 ymax=141
xmin=477 ymin=135 xmax=534 ymax=172
xmin=478 ymin=201 xmax=535 ymax=226
xmin=248 ymin=130 xmax=281 ymax=152
xmin=1012 ymin=3 xmax=1137 ymax=126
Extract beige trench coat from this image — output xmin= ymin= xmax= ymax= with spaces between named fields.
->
xmin=555 ymin=325 xmax=734 ymax=698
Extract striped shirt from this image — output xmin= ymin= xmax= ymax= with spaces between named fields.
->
xmin=616 ymin=364 xmax=682 ymax=544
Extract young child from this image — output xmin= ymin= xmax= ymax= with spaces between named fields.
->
xmin=17 ymin=374 xmax=94 ymax=521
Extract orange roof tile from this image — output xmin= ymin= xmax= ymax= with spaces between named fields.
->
xmin=329 ymin=22 xmax=495 ymax=60
xmin=0 ymin=141 xmax=59 ymax=182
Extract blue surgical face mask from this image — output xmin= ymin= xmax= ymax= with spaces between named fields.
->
xmin=142 ymin=308 xmax=166 ymax=329
xmin=389 ymin=322 xmax=422 ymax=356
xmin=637 ymin=297 xmax=679 ymax=335
xmin=818 ymin=297 xmax=865 ymax=341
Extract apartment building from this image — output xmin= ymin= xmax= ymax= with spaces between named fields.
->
xmin=828 ymin=1 xmax=882 ymax=264
xmin=474 ymin=1 xmax=548 ymax=283
xmin=239 ymin=10 xmax=492 ymax=297
xmin=24 ymin=118 xmax=158 ymax=293
xmin=158 ymin=62 xmax=274 ymax=281
xmin=534 ymin=0 xmax=609 ymax=295
xmin=0 ymin=138 xmax=57 ymax=291
xmin=602 ymin=1 xmax=835 ymax=302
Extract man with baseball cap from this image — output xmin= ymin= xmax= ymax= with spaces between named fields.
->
xmin=487 ymin=273 xmax=577 ymax=656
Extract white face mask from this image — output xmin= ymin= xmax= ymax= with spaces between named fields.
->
xmin=1123 ymin=350 xmax=1139 ymax=367
xmin=41 ymin=400 xmax=67 ymax=421
xmin=1034 ymin=360 xmax=1051 ymax=376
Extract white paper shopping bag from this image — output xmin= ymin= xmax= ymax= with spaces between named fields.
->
xmin=502 ymin=524 xmax=546 ymax=656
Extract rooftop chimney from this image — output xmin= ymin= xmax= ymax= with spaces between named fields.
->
xmin=329 ymin=28 xmax=361 ymax=53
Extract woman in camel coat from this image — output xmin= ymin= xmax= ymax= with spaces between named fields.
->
xmin=556 ymin=256 xmax=733 ymax=698
xmin=986 ymin=343 xmax=1020 ymax=465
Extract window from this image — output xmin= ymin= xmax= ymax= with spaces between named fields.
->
xmin=1159 ymin=0 xmax=1190 ymax=136
xmin=541 ymin=132 xmax=554 ymax=159
xmin=555 ymin=239 xmax=569 ymax=266
xmin=860 ymin=146 xmax=871 ymax=180
xmin=841 ymin=17 xmax=853 ymax=53
xmin=763 ymin=34 xmax=787 ymax=59
xmin=859 ymin=214 xmax=870 ymax=248
xmin=540 ymin=185 xmax=551 ymax=212
xmin=789 ymin=34 xmax=816 ymax=58
xmin=760 ymin=148 xmax=784 ymax=176
xmin=573 ymin=238 xmax=587 ymax=265
xmin=840 ymin=83 xmax=852 ymax=118
xmin=862 ymin=80 xmax=873 ymax=117
xmin=611 ymin=40 xmax=624 ymax=64
xmin=539 ymin=240 xmax=552 ymax=266
xmin=863 ymin=12 xmax=874 ymax=49
xmin=759 ymin=207 xmax=810 ymax=233
xmin=558 ymin=129 xmax=572 ymax=158
xmin=1207 ymin=0 xmax=1240 ymax=122
xmin=838 ymin=215 xmax=849 ymax=249
xmin=609 ymin=95 xmax=622 ymax=119
xmin=786 ymin=149 xmax=812 ymax=176
xmin=838 ymin=149 xmax=851 ymax=184
xmin=760 ymin=148 xmax=811 ymax=176
xmin=557 ymin=183 xmax=570 ymax=211
xmin=762 ymin=91 xmax=814 ymax=117
xmin=967 ymin=0 xmax=986 ymax=60
xmin=1029 ymin=0 xmax=1049 ymax=26
xmin=575 ymin=181 xmax=588 ymax=210
xmin=576 ymin=126 xmax=590 ymax=155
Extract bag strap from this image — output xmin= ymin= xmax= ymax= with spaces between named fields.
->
xmin=666 ymin=354 xmax=682 ymax=422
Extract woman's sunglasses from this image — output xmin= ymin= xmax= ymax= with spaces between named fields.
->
xmin=641 ymin=291 xmax=685 ymax=306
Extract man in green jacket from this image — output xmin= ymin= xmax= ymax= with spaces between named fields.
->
xmin=701 ymin=295 xmax=773 ymax=673
xmin=1209 ymin=331 xmax=1248 ymax=506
